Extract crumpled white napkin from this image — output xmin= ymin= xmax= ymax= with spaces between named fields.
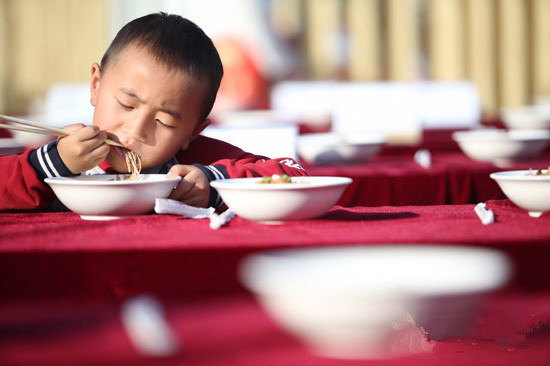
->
xmin=474 ymin=202 xmax=494 ymax=225
xmin=154 ymin=198 xmax=235 ymax=229
xmin=414 ymin=149 xmax=432 ymax=168
xmin=155 ymin=198 xmax=214 ymax=218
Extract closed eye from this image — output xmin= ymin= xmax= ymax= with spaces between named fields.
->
xmin=116 ymin=99 xmax=134 ymax=110
xmin=156 ymin=119 xmax=175 ymax=129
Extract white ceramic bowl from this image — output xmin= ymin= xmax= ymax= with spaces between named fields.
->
xmin=45 ymin=174 xmax=181 ymax=220
xmin=490 ymin=169 xmax=550 ymax=217
xmin=501 ymin=106 xmax=550 ymax=130
xmin=0 ymin=138 xmax=24 ymax=155
xmin=210 ymin=176 xmax=351 ymax=223
xmin=452 ymin=129 xmax=550 ymax=166
xmin=240 ymin=245 xmax=512 ymax=360
xmin=297 ymin=132 xmax=385 ymax=165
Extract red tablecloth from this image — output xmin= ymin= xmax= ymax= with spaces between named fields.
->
xmin=1 ymin=293 xmax=549 ymax=366
xmin=2 ymin=201 xmax=550 ymax=365
xmin=1 ymin=199 xmax=550 ymax=301
xmin=304 ymin=152 xmax=550 ymax=207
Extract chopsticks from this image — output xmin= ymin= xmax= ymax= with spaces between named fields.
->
xmin=0 ymin=114 xmax=124 ymax=148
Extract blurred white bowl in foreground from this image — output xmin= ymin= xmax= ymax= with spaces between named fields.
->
xmin=45 ymin=174 xmax=181 ymax=220
xmin=452 ymin=129 xmax=550 ymax=166
xmin=210 ymin=176 xmax=351 ymax=223
xmin=297 ymin=132 xmax=385 ymax=165
xmin=490 ymin=169 xmax=550 ymax=217
xmin=501 ymin=106 xmax=550 ymax=130
xmin=240 ymin=245 xmax=512 ymax=360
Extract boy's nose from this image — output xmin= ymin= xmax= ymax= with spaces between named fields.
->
xmin=126 ymin=115 xmax=149 ymax=144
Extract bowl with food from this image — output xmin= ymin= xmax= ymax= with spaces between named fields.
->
xmin=45 ymin=174 xmax=181 ymax=220
xmin=240 ymin=245 xmax=511 ymax=360
xmin=452 ymin=129 xmax=550 ymax=166
xmin=490 ymin=169 xmax=550 ymax=217
xmin=210 ymin=175 xmax=351 ymax=223
xmin=297 ymin=132 xmax=385 ymax=166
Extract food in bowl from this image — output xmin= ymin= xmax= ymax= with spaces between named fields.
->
xmin=525 ymin=167 xmax=550 ymax=176
xmin=491 ymin=169 xmax=550 ymax=217
xmin=452 ymin=129 xmax=550 ymax=165
xmin=210 ymin=176 xmax=351 ymax=223
xmin=257 ymin=174 xmax=294 ymax=184
xmin=45 ymin=174 xmax=181 ymax=220
xmin=240 ymin=245 xmax=511 ymax=359
xmin=297 ymin=132 xmax=385 ymax=165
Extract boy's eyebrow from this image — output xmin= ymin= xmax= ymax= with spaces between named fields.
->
xmin=120 ymin=88 xmax=145 ymax=103
xmin=158 ymin=107 xmax=182 ymax=120
xmin=119 ymin=88 xmax=182 ymax=120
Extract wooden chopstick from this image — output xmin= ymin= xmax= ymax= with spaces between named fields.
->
xmin=0 ymin=114 xmax=124 ymax=147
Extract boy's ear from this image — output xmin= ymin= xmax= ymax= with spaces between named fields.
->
xmin=182 ymin=118 xmax=211 ymax=149
xmin=192 ymin=118 xmax=211 ymax=138
xmin=90 ymin=63 xmax=102 ymax=106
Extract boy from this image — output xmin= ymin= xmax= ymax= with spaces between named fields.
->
xmin=0 ymin=12 xmax=306 ymax=211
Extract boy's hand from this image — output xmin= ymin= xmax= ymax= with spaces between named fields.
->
xmin=167 ymin=165 xmax=210 ymax=208
xmin=57 ymin=124 xmax=110 ymax=174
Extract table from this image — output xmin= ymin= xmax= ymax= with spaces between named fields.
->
xmin=303 ymin=150 xmax=550 ymax=208
xmin=2 ymin=201 xmax=550 ymax=365
xmin=1 ymin=293 xmax=549 ymax=366
xmin=1 ymin=200 xmax=550 ymax=298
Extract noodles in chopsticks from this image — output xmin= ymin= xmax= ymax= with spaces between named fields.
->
xmin=124 ymin=148 xmax=142 ymax=180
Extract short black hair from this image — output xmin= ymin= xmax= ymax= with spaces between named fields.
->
xmin=100 ymin=12 xmax=223 ymax=123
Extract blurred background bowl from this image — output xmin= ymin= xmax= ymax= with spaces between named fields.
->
xmin=501 ymin=106 xmax=550 ymax=130
xmin=297 ymin=132 xmax=385 ymax=166
xmin=240 ymin=245 xmax=512 ymax=360
xmin=45 ymin=174 xmax=181 ymax=220
xmin=452 ymin=129 xmax=550 ymax=166
xmin=490 ymin=169 xmax=550 ymax=217
xmin=210 ymin=176 xmax=351 ymax=223
xmin=0 ymin=138 xmax=24 ymax=155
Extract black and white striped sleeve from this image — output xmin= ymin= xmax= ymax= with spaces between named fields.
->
xmin=193 ymin=164 xmax=229 ymax=208
xmin=28 ymin=141 xmax=77 ymax=181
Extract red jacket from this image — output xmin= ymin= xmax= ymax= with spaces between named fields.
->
xmin=0 ymin=135 xmax=307 ymax=211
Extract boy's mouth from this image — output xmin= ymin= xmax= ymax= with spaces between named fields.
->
xmin=113 ymin=146 xmax=126 ymax=160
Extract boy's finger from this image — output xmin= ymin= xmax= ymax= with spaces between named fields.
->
xmin=62 ymin=123 xmax=88 ymax=133
xmin=166 ymin=165 xmax=193 ymax=179
xmin=168 ymin=178 xmax=193 ymax=200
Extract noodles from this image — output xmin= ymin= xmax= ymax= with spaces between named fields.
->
xmin=124 ymin=148 xmax=142 ymax=180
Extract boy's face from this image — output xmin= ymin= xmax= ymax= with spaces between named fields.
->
xmin=90 ymin=44 xmax=209 ymax=171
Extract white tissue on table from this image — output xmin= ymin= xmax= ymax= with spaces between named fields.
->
xmin=414 ymin=149 xmax=432 ymax=168
xmin=155 ymin=198 xmax=235 ymax=229
xmin=474 ymin=202 xmax=494 ymax=225
xmin=210 ymin=209 xmax=236 ymax=230
xmin=120 ymin=294 xmax=180 ymax=356
xmin=154 ymin=198 xmax=214 ymax=218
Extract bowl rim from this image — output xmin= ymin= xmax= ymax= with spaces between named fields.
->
xmin=490 ymin=170 xmax=550 ymax=181
xmin=44 ymin=174 xmax=182 ymax=186
xmin=210 ymin=176 xmax=353 ymax=191
xmin=452 ymin=129 xmax=550 ymax=142
xmin=297 ymin=132 xmax=386 ymax=145
xmin=240 ymin=245 xmax=512 ymax=296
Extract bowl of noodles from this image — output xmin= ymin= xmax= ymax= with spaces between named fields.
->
xmin=490 ymin=168 xmax=550 ymax=217
xmin=210 ymin=175 xmax=352 ymax=224
xmin=45 ymin=174 xmax=181 ymax=220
